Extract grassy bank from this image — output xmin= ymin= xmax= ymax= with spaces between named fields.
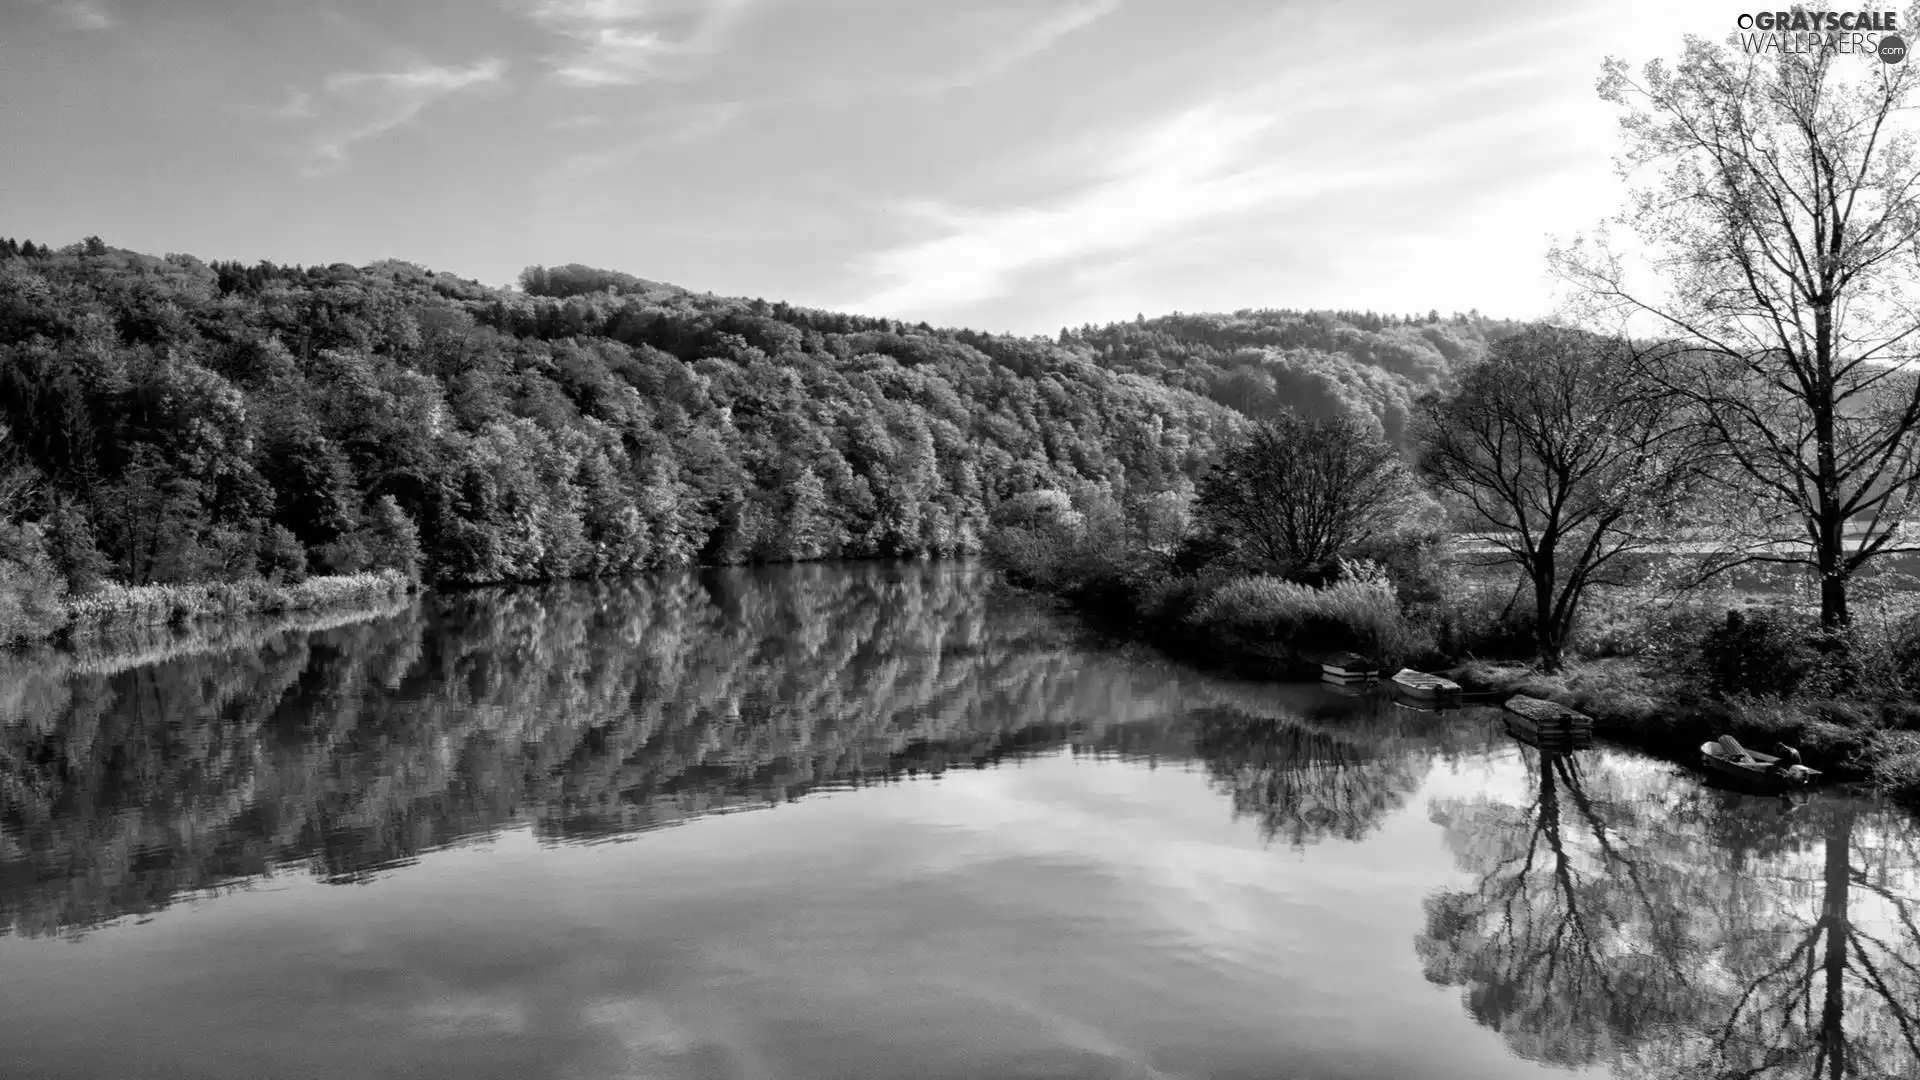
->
xmin=1047 ymin=566 xmax=1920 ymax=809
xmin=1443 ymin=656 xmax=1920 ymax=808
xmin=984 ymin=490 xmax=1920 ymax=811
xmin=5 ymin=570 xmax=417 ymax=647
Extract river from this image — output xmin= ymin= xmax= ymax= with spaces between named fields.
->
xmin=1 ymin=561 xmax=1916 ymax=1080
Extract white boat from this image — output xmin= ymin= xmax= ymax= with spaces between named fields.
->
xmin=1319 ymin=651 xmax=1379 ymax=683
xmin=1700 ymin=736 xmax=1820 ymax=789
xmin=1389 ymin=668 xmax=1462 ymax=706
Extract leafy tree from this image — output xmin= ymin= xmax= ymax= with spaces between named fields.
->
xmin=1414 ymin=324 xmax=1699 ymax=671
xmin=39 ymin=497 xmax=109 ymax=595
xmin=1558 ymin=18 xmax=1920 ymax=626
xmin=1195 ymin=413 xmax=1414 ymax=578
xmin=361 ymin=494 xmax=423 ymax=582
xmin=257 ymin=523 xmax=307 ymax=583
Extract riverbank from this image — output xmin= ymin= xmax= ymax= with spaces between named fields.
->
xmin=1002 ymin=574 xmax=1920 ymax=812
xmin=1444 ymin=658 xmax=1920 ymax=808
xmin=7 ymin=570 xmax=417 ymax=648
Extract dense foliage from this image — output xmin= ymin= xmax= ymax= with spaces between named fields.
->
xmin=0 ymin=239 xmax=1220 ymax=601
xmin=0 ymin=236 xmax=1526 ymax=628
xmin=1063 ymin=307 xmax=1524 ymax=451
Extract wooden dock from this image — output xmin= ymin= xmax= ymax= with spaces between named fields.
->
xmin=1502 ymin=695 xmax=1596 ymax=741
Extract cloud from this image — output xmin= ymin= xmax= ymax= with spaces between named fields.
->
xmin=26 ymin=0 xmax=114 ymax=30
xmin=286 ymin=58 xmax=508 ymax=175
xmin=912 ymin=0 xmax=1121 ymax=94
xmin=548 ymin=113 xmax=611 ymax=131
xmin=843 ymin=103 xmax=1382 ymax=316
xmin=534 ymin=100 xmax=747 ymax=208
xmin=525 ymin=0 xmax=755 ymax=86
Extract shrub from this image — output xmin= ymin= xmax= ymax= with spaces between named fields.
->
xmin=1190 ymin=563 xmax=1428 ymax=665
xmin=1348 ymin=528 xmax=1453 ymax=614
xmin=1698 ymin=608 xmax=1817 ymax=698
xmin=1446 ymin=580 xmax=1538 ymax=661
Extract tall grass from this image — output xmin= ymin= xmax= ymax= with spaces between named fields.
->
xmin=1189 ymin=561 xmax=1431 ymax=667
xmin=49 ymin=570 xmax=414 ymax=642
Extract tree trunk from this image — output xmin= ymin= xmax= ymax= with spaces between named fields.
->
xmin=1820 ymin=570 xmax=1850 ymax=631
xmin=1534 ymin=575 xmax=1561 ymax=673
xmin=1813 ymin=306 xmax=1849 ymax=630
xmin=1817 ymin=808 xmax=1852 ymax=1079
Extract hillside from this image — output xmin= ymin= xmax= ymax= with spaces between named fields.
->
xmin=0 ymin=236 xmax=1517 ymax=595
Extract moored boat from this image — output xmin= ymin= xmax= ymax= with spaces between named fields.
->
xmin=1700 ymin=735 xmax=1821 ymax=789
xmin=1389 ymin=668 xmax=1462 ymax=707
xmin=1320 ymin=651 xmax=1380 ymax=684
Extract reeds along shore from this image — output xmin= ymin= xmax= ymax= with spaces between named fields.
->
xmin=6 ymin=570 xmax=415 ymax=647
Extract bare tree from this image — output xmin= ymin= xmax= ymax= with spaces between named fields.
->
xmin=1414 ymin=324 xmax=1698 ymax=672
xmin=1194 ymin=412 xmax=1414 ymax=576
xmin=1557 ymin=15 xmax=1920 ymax=627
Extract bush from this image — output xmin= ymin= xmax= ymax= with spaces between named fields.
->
xmin=1190 ymin=561 xmax=1429 ymax=665
xmin=1347 ymin=529 xmax=1453 ymax=613
xmin=1699 ymin=608 xmax=1817 ymax=698
xmin=1445 ymin=580 xmax=1539 ymax=660
xmin=1873 ymin=610 xmax=1920 ymax=694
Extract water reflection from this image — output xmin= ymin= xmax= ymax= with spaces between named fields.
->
xmin=1194 ymin=705 xmax=1427 ymax=848
xmin=4 ymin=562 xmax=1425 ymax=941
xmin=1421 ymin=743 xmax=1920 ymax=1078
xmin=2 ymin=561 xmax=1916 ymax=1080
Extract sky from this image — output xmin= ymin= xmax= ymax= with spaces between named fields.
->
xmin=2 ymin=0 xmax=1751 ymax=335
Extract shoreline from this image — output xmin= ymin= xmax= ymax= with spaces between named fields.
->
xmin=12 ymin=570 xmax=419 ymax=650
xmin=1009 ymin=577 xmax=1920 ymax=813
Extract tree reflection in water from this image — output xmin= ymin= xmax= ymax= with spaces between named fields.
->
xmin=1190 ymin=703 xmax=1430 ymax=848
xmin=1420 ymin=742 xmax=1920 ymax=1078
xmin=0 ymin=563 xmax=1314 ymax=938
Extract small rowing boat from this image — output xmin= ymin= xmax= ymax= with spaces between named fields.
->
xmin=1700 ymin=735 xmax=1821 ymax=789
xmin=1389 ymin=668 xmax=1462 ymax=707
xmin=1320 ymin=651 xmax=1379 ymax=685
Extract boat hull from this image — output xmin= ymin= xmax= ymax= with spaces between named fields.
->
xmin=1388 ymin=669 xmax=1461 ymax=706
xmin=1698 ymin=742 xmax=1820 ymax=789
xmin=1319 ymin=652 xmax=1379 ymax=682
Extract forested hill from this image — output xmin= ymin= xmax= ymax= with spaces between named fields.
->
xmin=0 ymin=238 xmax=1512 ymax=591
xmin=1060 ymin=309 xmax=1526 ymax=449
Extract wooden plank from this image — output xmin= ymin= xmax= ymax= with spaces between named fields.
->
xmin=1503 ymin=694 xmax=1594 ymax=726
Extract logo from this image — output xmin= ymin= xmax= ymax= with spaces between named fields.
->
xmin=1734 ymin=10 xmax=1906 ymax=60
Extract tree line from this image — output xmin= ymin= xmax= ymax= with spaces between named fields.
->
xmin=0 ymin=233 xmax=1532 ymax=637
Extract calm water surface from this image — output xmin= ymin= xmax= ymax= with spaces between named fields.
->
xmin=2 ymin=562 xmax=1917 ymax=1080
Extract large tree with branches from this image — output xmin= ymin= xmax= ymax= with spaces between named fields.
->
xmin=1557 ymin=10 xmax=1920 ymax=627
xmin=1194 ymin=412 xmax=1415 ymax=578
xmin=1414 ymin=324 xmax=1699 ymax=672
